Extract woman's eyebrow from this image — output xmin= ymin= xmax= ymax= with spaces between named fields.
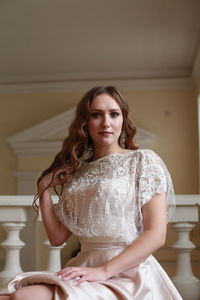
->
xmin=90 ymin=108 xmax=121 ymax=112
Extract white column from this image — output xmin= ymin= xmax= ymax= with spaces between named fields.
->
xmin=0 ymin=222 xmax=25 ymax=286
xmin=0 ymin=198 xmax=30 ymax=282
xmin=171 ymin=222 xmax=200 ymax=300
xmin=44 ymin=240 xmax=66 ymax=272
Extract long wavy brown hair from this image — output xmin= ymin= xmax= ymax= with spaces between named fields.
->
xmin=33 ymin=86 xmax=139 ymax=216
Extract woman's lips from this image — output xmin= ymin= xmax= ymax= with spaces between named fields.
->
xmin=99 ymin=131 xmax=113 ymax=135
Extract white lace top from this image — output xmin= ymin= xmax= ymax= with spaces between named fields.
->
xmin=54 ymin=150 xmax=175 ymax=244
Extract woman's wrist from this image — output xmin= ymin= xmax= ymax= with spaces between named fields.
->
xmin=100 ymin=264 xmax=114 ymax=279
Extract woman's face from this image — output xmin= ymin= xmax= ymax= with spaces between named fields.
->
xmin=87 ymin=93 xmax=123 ymax=150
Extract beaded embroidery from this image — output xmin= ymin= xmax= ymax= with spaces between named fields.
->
xmin=54 ymin=150 xmax=175 ymax=244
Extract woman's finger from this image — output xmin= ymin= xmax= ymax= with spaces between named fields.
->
xmin=57 ymin=267 xmax=80 ymax=277
xmin=63 ymin=270 xmax=84 ymax=281
xmin=59 ymin=267 xmax=78 ymax=273
xmin=57 ymin=267 xmax=72 ymax=276
xmin=75 ymin=275 xmax=87 ymax=285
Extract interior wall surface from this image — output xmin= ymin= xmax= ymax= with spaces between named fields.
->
xmin=0 ymin=85 xmax=199 ymax=277
xmin=0 ymin=86 xmax=198 ymax=195
xmin=125 ymin=88 xmax=198 ymax=194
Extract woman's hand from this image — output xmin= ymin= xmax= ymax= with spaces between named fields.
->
xmin=56 ymin=266 xmax=110 ymax=285
xmin=38 ymin=167 xmax=66 ymax=195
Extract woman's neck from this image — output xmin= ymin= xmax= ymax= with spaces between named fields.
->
xmin=92 ymin=145 xmax=127 ymax=161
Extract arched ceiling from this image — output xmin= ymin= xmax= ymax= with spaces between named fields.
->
xmin=0 ymin=0 xmax=200 ymax=91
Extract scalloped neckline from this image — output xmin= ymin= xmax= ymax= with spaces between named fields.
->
xmin=87 ymin=151 xmax=134 ymax=164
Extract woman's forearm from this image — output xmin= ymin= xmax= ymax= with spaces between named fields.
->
xmin=39 ymin=188 xmax=71 ymax=246
xmin=102 ymin=229 xmax=165 ymax=278
xmin=101 ymin=194 xmax=167 ymax=279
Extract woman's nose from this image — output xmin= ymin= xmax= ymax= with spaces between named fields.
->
xmin=102 ymin=114 xmax=110 ymax=128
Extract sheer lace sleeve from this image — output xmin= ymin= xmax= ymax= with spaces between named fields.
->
xmin=135 ymin=150 xmax=175 ymax=222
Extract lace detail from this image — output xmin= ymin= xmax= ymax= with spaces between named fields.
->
xmin=135 ymin=150 xmax=175 ymax=231
xmin=54 ymin=150 xmax=175 ymax=244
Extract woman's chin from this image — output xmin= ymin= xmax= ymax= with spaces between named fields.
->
xmin=93 ymin=139 xmax=120 ymax=148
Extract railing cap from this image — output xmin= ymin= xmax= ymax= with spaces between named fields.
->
xmin=0 ymin=195 xmax=59 ymax=206
xmin=0 ymin=195 xmax=199 ymax=207
xmin=176 ymin=195 xmax=200 ymax=206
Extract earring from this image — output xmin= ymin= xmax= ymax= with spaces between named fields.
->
xmin=82 ymin=124 xmax=93 ymax=152
xmin=119 ymin=131 xmax=126 ymax=148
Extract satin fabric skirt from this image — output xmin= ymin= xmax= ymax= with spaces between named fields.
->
xmin=0 ymin=237 xmax=182 ymax=299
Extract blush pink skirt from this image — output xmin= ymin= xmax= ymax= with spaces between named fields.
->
xmin=0 ymin=237 xmax=183 ymax=299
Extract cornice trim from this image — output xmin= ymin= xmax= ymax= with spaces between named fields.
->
xmin=0 ymin=77 xmax=194 ymax=94
xmin=7 ymin=107 xmax=76 ymax=143
xmin=9 ymin=141 xmax=62 ymax=155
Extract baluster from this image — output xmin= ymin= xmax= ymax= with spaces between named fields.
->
xmin=44 ymin=240 xmax=66 ymax=272
xmin=0 ymin=222 xmax=25 ymax=286
xmin=171 ymin=222 xmax=200 ymax=300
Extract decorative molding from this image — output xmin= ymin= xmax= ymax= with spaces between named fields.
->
xmin=7 ymin=108 xmax=156 ymax=156
xmin=0 ymin=68 xmax=192 ymax=83
xmin=9 ymin=141 xmax=62 ymax=156
xmin=0 ymin=77 xmax=194 ymax=94
xmin=7 ymin=107 xmax=76 ymax=143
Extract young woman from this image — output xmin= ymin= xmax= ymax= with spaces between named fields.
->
xmin=0 ymin=86 xmax=182 ymax=299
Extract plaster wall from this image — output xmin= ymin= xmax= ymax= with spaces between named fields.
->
xmin=0 ymin=87 xmax=198 ymax=194
xmin=0 ymin=86 xmax=198 ymax=276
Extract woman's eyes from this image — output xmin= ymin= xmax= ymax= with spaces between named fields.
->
xmin=110 ymin=112 xmax=120 ymax=118
xmin=91 ymin=112 xmax=101 ymax=118
xmin=90 ymin=112 xmax=120 ymax=118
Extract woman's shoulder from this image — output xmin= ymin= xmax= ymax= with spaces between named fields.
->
xmin=128 ymin=149 xmax=167 ymax=171
xmin=130 ymin=149 xmax=161 ymax=161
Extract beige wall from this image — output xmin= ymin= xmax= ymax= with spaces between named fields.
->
xmin=125 ymin=88 xmax=198 ymax=194
xmin=0 ymin=85 xmax=199 ymax=275
xmin=0 ymin=91 xmax=82 ymax=194
xmin=0 ymin=86 xmax=198 ymax=195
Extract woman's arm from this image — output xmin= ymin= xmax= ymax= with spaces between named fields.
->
xmin=38 ymin=170 xmax=72 ymax=246
xmin=57 ymin=192 xmax=167 ymax=283
xmin=102 ymin=192 xmax=167 ymax=277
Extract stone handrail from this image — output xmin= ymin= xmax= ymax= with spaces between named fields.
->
xmin=0 ymin=195 xmax=199 ymax=300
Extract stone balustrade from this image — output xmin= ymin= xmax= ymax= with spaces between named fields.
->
xmin=0 ymin=195 xmax=199 ymax=300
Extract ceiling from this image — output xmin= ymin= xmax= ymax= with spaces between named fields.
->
xmin=0 ymin=0 xmax=200 ymax=92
